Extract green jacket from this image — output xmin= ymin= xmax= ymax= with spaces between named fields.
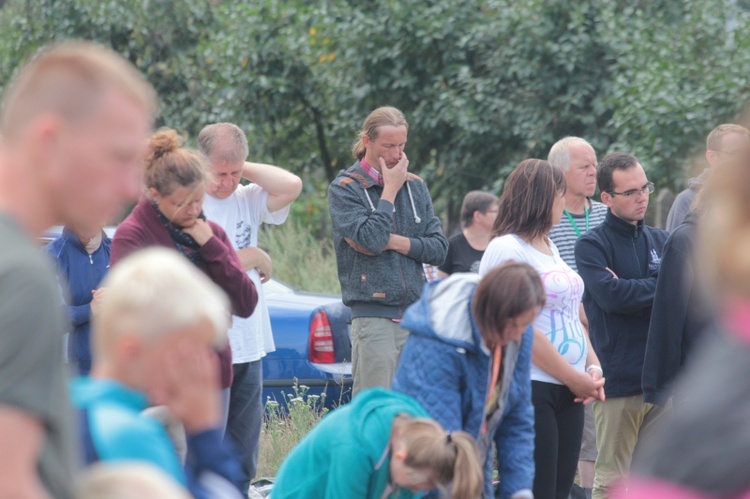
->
xmin=272 ymin=388 xmax=430 ymax=499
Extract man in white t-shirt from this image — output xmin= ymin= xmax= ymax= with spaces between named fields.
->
xmin=198 ymin=123 xmax=302 ymax=493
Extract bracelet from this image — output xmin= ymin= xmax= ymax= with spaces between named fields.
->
xmin=586 ymin=365 xmax=603 ymax=374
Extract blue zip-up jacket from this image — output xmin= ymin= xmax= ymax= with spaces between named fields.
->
xmin=71 ymin=377 xmax=243 ymax=499
xmin=392 ymin=274 xmax=535 ymax=499
xmin=46 ymin=227 xmax=111 ymax=375
xmin=574 ymin=210 xmax=668 ymax=398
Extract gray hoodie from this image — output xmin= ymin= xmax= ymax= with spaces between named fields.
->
xmin=328 ymin=161 xmax=448 ymax=318
xmin=665 ymin=169 xmax=708 ymax=231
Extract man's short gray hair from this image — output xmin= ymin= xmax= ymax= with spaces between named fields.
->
xmin=92 ymin=247 xmax=230 ymax=359
xmin=706 ymin=124 xmax=750 ymax=151
xmin=547 ymin=136 xmax=593 ymax=172
xmin=197 ymin=122 xmax=249 ymax=165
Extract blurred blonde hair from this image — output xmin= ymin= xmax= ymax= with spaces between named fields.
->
xmin=92 ymin=247 xmax=229 ymax=360
xmin=76 ymin=463 xmax=190 ymax=499
xmin=698 ymin=152 xmax=750 ymax=298
xmin=1 ymin=41 xmax=157 ymax=138
xmin=706 ymin=124 xmax=750 ymax=151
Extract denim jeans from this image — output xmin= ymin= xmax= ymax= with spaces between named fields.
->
xmin=224 ymin=360 xmax=263 ymax=493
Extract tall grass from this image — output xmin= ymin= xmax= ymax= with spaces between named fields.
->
xmin=256 ymin=383 xmax=329 ymax=478
xmin=259 ymin=221 xmax=340 ymax=295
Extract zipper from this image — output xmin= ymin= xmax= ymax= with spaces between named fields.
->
xmin=390 ymin=195 xmax=408 ymax=316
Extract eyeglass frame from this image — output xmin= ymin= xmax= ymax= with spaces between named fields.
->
xmin=607 ymin=182 xmax=655 ymax=198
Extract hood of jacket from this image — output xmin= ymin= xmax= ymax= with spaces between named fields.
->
xmin=349 ymin=388 xmax=429 ymax=460
xmin=687 ymin=169 xmax=710 ymax=191
xmin=401 ymin=273 xmax=488 ymax=355
xmin=337 ymin=161 xmax=424 ymax=224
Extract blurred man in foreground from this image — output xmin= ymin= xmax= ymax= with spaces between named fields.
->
xmin=0 ymin=42 xmax=155 ymax=497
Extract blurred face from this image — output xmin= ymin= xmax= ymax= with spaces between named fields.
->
xmin=131 ymin=318 xmax=217 ymax=405
xmin=206 ymin=159 xmax=242 ymax=199
xmin=363 ymin=125 xmax=407 ymax=170
xmin=551 ymin=188 xmax=566 ymax=227
xmin=502 ymin=307 xmax=539 ymax=344
xmin=37 ymin=88 xmax=152 ymax=226
xmin=706 ymin=132 xmax=750 ymax=168
xmin=601 ymin=163 xmax=650 ymax=225
xmin=150 ymin=183 xmax=205 ymax=228
xmin=390 ymin=450 xmax=436 ymax=493
xmin=474 ymin=203 xmax=499 ymax=232
xmin=565 ymin=143 xmax=597 ymax=199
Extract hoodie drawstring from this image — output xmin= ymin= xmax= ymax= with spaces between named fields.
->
xmin=406 ymin=182 xmax=422 ymax=224
xmin=364 ymin=188 xmax=376 ymax=212
xmin=363 ymin=181 xmax=421 ymax=224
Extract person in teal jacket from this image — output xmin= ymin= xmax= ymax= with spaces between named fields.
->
xmin=272 ymin=388 xmax=483 ymax=499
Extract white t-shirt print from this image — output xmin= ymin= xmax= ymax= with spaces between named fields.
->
xmin=203 ymin=183 xmax=290 ymax=363
xmin=479 ymin=234 xmax=587 ymax=384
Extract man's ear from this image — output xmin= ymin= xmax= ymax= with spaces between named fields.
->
xmin=392 ymin=445 xmax=408 ymax=462
xmin=115 ymin=333 xmax=142 ymax=362
xmin=601 ymin=191 xmax=614 ymax=209
xmin=361 ymin=134 xmax=371 ymax=148
xmin=705 ymin=149 xmax=716 ymax=168
xmin=26 ymin=113 xmax=64 ymax=175
xmin=148 ymin=187 xmax=160 ymax=203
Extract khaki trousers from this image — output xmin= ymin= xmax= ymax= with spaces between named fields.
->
xmin=592 ymin=395 xmax=670 ymax=499
xmin=351 ymin=317 xmax=409 ymax=396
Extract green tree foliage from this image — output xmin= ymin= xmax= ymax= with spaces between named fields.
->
xmin=1 ymin=0 xmax=749 ymax=232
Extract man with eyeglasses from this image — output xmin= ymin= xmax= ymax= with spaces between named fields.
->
xmin=666 ymin=124 xmax=749 ymax=231
xmin=574 ymin=152 xmax=669 ymax=499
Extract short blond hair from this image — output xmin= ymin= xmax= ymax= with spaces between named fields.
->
xmin=76 ymin=463 xmax=190 ymax=499
xmin=1 ymin=41 xmax=157 ymax=138
xmin=706 ymin=124 xmax=749 ymax=151
xmin=93 ymin=248 xmax=229 ymax=359
xmin=700 ymin=150 xmax=750 ymax=298
xmin=197 ymin=122 xmax=249 ymax=165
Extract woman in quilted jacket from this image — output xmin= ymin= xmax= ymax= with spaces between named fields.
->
xmin=392 ymin=262 xmax=545 ymax=499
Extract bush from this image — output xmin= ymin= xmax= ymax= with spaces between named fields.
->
xmin=259 ymin=220 xmax=340 ymax=295
xmin=257 ymin=383 xmax=329 ymax=478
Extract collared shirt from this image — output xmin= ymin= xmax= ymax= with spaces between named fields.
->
xmin=360 ymin=159 xmax=384 ymax=187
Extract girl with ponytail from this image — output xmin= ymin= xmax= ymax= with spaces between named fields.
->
xmin=272 ymin=388 xmax=483 ymax=499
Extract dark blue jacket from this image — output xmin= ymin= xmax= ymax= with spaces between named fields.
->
xmin=392 ymin=274 xmax=535 ymax=499
xmin=574 ymin=210 xmax=668 ymax=398
xmin=46 ymin=228 xmax=111 ymax=375
xmin=642 ymin=215 xmax=715 ymax=405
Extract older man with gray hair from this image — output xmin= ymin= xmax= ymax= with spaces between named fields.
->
xmin=198 ymin=123 xmax=302 ymax=494
xmin=548 ymin=136 xmax=607 ymax=499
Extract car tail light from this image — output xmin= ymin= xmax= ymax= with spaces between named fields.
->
xmin=309 ymin=310 xmax=335 ymax=363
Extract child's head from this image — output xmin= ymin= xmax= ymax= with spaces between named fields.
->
xmin=472 ymin=261 xmax=545 ymax=349
xmin=389 ymin=415 xmax=483 ymax=499
xmin=76 ymin=463 xmax=190 ymax=499
xmin=91 ymin=247 xmax=229 ymax=399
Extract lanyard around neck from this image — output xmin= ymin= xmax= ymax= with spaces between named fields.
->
xmin=564 ymin=204 xmax=590 ymax=238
